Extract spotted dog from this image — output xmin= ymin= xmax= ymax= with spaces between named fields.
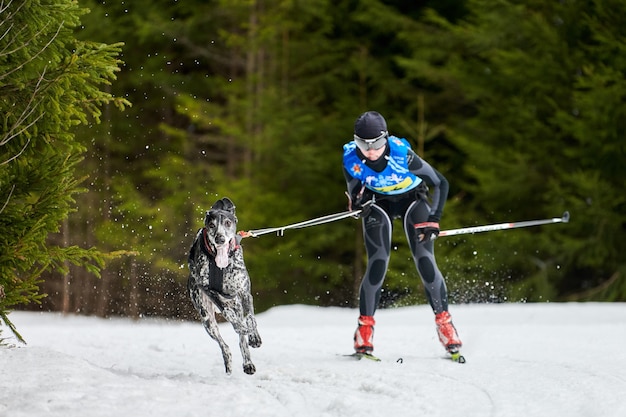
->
xmin=187 ymin=197 xmax=262 ymax=375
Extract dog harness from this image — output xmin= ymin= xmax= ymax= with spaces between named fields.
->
xmin=343 ymin=136 xmax=422 ymax=195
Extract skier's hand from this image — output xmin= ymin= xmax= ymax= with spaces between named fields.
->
xmin=346 ymin=187 xmax=373 ymax=218
xmin=356 ymin=199 xmax=373 ymax=218
xmin=414 ymin=222 xmax=440 ymax=243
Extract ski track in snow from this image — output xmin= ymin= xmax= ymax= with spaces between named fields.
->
xmin=1 ymin=303 xmax=626 ymax=417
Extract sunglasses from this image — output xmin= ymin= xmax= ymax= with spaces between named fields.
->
xmin=354 ymin=131 xmax=388 ymax=152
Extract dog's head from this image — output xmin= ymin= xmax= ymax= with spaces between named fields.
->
xmin=203 ymin=197 xmax=238 ymax=269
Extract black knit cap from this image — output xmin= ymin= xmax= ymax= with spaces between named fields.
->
xmin=354 ymin=111 xmax=388 ymax=139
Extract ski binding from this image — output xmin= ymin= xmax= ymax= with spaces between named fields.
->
xmin=448 ymin=345 xmax=466 ymax=363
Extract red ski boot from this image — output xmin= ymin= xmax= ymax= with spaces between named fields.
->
xmin=435 ymin=311 xmax=462 ymax=353
xmin=354 ymin=315 xmax=375 ymax=354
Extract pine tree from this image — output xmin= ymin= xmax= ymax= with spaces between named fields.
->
xmin=0 ymin=0 xmax=129 ymax=341
xmin=402 ymin=0 xmax=626 ymax=301
xmin=51 ymin=0 xmax=461 ymax=313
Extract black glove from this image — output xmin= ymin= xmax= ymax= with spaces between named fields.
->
xmin=414 ymin=221 xmax=440 ymax=243
xmin=346 ymin=187 xmax=373 ymax=218
xmin=356 ymin=199 xmax=373 ymax=218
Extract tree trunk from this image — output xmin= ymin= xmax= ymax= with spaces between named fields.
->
xmin=62 ymin=218 xmax=70 ymax=314
xmin=129 ymin=259 xmax=139 ymax=319
xmin=96 ymin=91 xmax=113 ymax=317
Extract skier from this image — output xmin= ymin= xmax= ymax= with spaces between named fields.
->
xmin=343 ymin=110 xmax=462 ymax=358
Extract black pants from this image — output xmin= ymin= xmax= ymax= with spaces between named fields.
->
xmin=359 ymin=196 xmax=449 ymax=316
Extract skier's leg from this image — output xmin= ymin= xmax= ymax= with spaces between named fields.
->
xmin=404 ymin=200 xmax=462 ymax=351
xmin=354 ymin=204 xmax=392 ymax=353
xmin=359 ymin=204 xmax=392 ymax=316
xmin=403 ymin=200 xmax=448 ymax=314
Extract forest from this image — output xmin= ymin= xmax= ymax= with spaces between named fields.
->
xmin=1 ymin=0 xmax=625 ymax=334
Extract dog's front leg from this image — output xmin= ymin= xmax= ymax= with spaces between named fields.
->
xmin=241 ymin=291 xmax=262 ymax=348
xmin=191 ymin=287 xmax=234 ymax=374
xmin=219 ymin=297 xmax=257 ymax=375
xmin=228 ymin=297 xmax=256 ymax=375
xmin=202 ymin=302 xmax=234 ymax=374
xmin=238 ymin=332 xmax=255 ymax=375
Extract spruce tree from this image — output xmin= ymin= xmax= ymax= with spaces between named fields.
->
xmin=401 ymin=0 xmax=626 ymax=301
xmin=0 ymin=0 xmax=129 ymax=341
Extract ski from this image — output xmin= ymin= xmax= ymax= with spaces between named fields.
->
xmin=345 ymin=352 xmax=381 ymax=362
xmin=343 ymin=351 xmax=465 ymax=363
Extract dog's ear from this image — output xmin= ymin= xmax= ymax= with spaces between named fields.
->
xmin=211 ymin=197 xmax=236 ymax=214
xmin=203 ymin=210 xmax=213 ymax=228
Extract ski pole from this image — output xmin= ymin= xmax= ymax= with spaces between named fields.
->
xmin=240 ymin=208 xmax=569 ymax=239
xmin=438 ymin=211 xmax=570 ymax=237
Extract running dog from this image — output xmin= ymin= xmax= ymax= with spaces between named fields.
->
xmin=187 ymin=197 xmax=262 ymax=375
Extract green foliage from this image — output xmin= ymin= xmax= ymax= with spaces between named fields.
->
xmin=403 ymin=0 xmax=626 ymax=301
xmin=72 ymin=0 xmax=422 ymax=311
xmin=0 ymin=0 xmax=129 ymax=340
xmin=26 ymin=0 xmax=625 ymax=320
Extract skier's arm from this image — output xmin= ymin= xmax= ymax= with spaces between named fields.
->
xmin=407 ymin=150 xmax=449 ymax=222
xmin=343 ymin=167 xmax=373 ymax=211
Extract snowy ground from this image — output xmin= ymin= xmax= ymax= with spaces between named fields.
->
xmin=1 ymin=302 xmax=625 ymax=417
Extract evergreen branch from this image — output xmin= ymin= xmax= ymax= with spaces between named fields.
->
xmin=0 ymin=0 xmax=17 ymax=15
xmin=0 ymin=101 xmax=43 ymax=147
xmin=0 ymin=137 xmax=30 ymax=166
xmin=0 ymin=22 xmax=28 ymax=58
xmin=0 ymin=184 xmax=15 ymax=215
xmin=0 ymin=66 xmax=48 ymax=159
xmin=0 ymin=22 xmax=14 ymax=49
xmin=565 ymin=272 xmax=622 ymax=301
xmin=0 ymin=20 xmax=63 ymax=81
xmin=0 ymin=310 xmax=26 ymax=345
xmin=0 ymin=1 xmax=21 ymax=50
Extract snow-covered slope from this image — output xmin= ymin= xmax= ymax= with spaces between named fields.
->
xmin=2 ymin=303 xmax=625 ymax=417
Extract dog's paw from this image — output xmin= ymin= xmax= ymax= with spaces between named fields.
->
xmin=243 ymin=363 xmax=256 ymax=375
xmin=248 ymin=333 xmax=262 ymax=348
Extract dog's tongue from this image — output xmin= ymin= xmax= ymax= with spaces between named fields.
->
xmin=215 ymin=245 xmax=229 ymax=269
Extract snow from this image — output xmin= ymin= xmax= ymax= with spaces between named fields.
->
xmin=2 ymin=302 xmax=626 ymax=417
